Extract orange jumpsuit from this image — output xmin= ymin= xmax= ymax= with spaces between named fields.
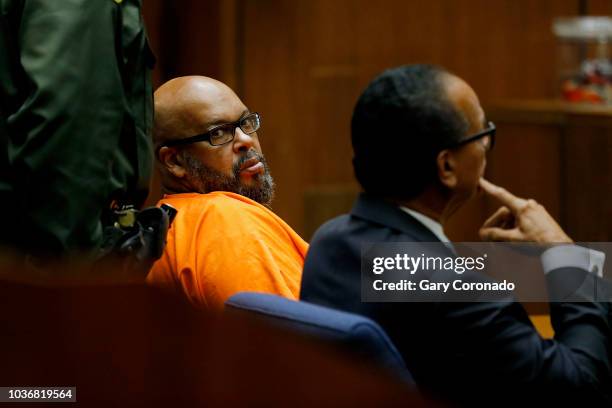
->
xmin=146 ymin=192 xmax=308 ymax=309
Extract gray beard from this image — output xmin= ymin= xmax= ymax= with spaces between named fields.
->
xmin=182 ymin=150 xmax=275 ymax=207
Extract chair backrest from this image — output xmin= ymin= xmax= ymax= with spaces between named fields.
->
xmin=225 ymin=292 xmax=414 ymax=384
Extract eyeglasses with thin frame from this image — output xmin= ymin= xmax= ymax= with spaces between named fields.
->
xmin=451 ymin=121 xmax=496 ymax=151
xmin=159 ymin=112 xmax=261 ymax=149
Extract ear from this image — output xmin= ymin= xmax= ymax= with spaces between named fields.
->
xmin=157 ymin=146 xmax=187 ymax=179
xmin=436 ymin=149 xmax=458 ymax=189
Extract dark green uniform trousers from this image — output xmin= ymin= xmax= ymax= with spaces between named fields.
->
xmin=0 ymin=0 xmax=154 ymax=258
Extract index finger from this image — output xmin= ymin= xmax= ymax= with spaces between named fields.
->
xmin=479 ymin=178 xmax=527 ymax=213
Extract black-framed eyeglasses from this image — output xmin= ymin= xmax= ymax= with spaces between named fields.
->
xmin=160 ymin=112 xmax=261 ymax=149
xmin=451 ymin=121 xmax=496 ymax=151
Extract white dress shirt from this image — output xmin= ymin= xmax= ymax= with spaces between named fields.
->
xmin=399 ymin=206 xmax=450 ymax=243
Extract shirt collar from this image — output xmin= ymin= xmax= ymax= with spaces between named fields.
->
xmin=399 ymin=206 xmax=450 ymax=243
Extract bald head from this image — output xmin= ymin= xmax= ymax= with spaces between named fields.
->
xmin=153 ymin=76 xmax=244 ymax=147
xmin=153 ymin=76 xmax=274 ymax=205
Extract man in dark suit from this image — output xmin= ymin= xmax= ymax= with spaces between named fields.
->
xmin=300 ymin=65 xmax=611 ymax=406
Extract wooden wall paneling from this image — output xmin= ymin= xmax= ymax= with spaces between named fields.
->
xmin=143 ymin=0 xmax=224 ymax=86
xmin=303 ymin=186 xmax=358 ymax=241
xmin=141 ymin=0 xmax=164 ymax=87
xmin=293 ymin=1 xmax=363 ymax=238
xmin=347 ymin=0 xmax=579 ymax=100
xmin=295 ymin=0 xmax=362 ymax=236
xmin=218 ymin=0 xmax=240 ymax=91
xmin=298 ymin=1 xmax=360 ymax=186
xmin=241 ymin=0 xmax=304 ymax=231
xmin=168 ymin=0 xmax=223 ymax=79
xmin=586 ymin=0 xmax=612 ymax=14
xmin=562 ymin=125 xmax=612 ymax=241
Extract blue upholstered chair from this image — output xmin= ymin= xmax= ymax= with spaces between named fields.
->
xmin=225 ymin=292 xmax=414 ymax=384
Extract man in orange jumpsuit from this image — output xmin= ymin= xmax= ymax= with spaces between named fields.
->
xmin=147 ymin=76 xmax=307 ymax=309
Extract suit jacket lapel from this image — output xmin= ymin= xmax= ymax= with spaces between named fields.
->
xmin=350 ymin=193 xmax=441 ymax=242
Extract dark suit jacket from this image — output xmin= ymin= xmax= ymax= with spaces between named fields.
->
xmin=301 ymin=193 xmax=611 ymax=406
